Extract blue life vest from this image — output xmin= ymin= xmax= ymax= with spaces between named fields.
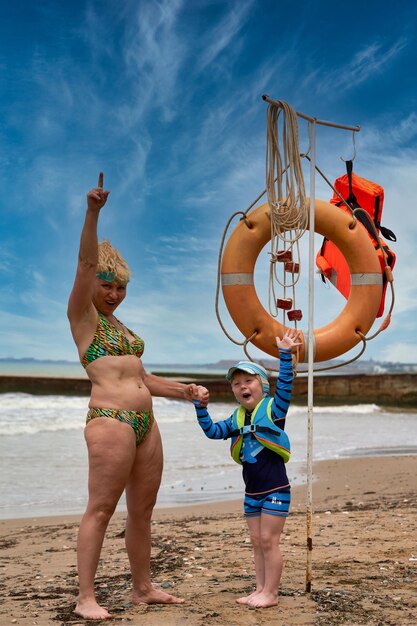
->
xmin=227 ymin=397 xmax=290 ymax=464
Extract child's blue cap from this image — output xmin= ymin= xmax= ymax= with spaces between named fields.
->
xmin=226 ymin=361 xmax=269 ymax=395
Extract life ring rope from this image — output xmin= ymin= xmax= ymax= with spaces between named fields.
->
xmin=215 ymin=148 xmax=395 ymax=372
xmin=216 ymin=198 xmax=394 ymax=371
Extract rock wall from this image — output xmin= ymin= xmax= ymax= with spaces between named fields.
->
xmin=1 ymin=373 xmax=417 ymax=407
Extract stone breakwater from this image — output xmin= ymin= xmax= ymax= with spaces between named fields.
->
xmin=1 ymin=372 xmax=417 ymax=407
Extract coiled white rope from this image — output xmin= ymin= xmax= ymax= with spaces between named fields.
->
xmin=265 ymin=100 xmax=309 ymax=329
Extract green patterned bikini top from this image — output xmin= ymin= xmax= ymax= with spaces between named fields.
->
xmin=81 ymin=311 xmax=144 ymax=369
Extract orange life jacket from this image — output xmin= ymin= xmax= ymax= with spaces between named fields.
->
xmin=316 ymin=161 xmax=396 ymax=318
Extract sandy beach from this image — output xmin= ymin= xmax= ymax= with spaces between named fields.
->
xmin=0 ymin=454 xmax=416 ymax=626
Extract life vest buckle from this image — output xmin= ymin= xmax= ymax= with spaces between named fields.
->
xmin=240 ymin=424 xmax=257 ymax=435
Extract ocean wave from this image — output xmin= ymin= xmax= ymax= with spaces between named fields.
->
xmin=0 ymin=414 xmax=85 ymax=436
xmin=1 ymin=402 xmax=416 ymax=518
xmin=0 ymin=392 xmax=384 ymax=436
xmin=0 ymin=393 xmax=88 ymax=410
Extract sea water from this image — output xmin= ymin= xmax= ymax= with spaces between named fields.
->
xmin=0 ymin=392 xmax=416 ymax=519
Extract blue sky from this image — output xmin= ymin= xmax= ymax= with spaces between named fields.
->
xmin=1 ymin=0 xmax=417 ymax=366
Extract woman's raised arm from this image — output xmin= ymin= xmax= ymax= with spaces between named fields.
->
xmin=67 ymin=172 xmax=110 ymax=323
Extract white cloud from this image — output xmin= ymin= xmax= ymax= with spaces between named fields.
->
xmin=379 ymin=342 xmax=417 ymax=364
xmin=305 ymin=38 xmax=407 ymax=95
xmin=389 ymin=112 xmax=417 ymax=144
xmin=120 ymin=0 xmax=186 ymax=123
xmin=0 ymin=309 xmax=75 ymax=360
xmin=197 ymin=0 xmax=255 ymax=70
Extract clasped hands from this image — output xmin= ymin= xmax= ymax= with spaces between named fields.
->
xmin=185 ymin=384 xmax=209 ymax=407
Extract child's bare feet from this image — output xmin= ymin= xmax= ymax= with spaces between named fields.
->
xmin=247 ymin=591 xmax=278 ymax=608
xmin=236 ymin=590 xmax=260 ymax=605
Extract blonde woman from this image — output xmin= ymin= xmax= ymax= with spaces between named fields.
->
xmin=68 ymin=173 xmax=208 ymax=620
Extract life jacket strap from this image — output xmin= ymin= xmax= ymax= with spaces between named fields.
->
xmin=345 ymin=160 xmax=360 ymax=208
xmin=226 ymin=425 xmax=278 ymax=439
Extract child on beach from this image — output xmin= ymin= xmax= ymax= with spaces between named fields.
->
xmin=194 ymin=328 xmax=300 ymax=608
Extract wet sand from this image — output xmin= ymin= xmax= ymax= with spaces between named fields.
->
xmin=0 ymin=455 xmax=416 ymax=625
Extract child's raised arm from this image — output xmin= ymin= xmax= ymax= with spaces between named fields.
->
xmin=276 ymin=328 xmax=302 ymax=352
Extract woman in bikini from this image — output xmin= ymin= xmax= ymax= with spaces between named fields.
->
xmin=67 ymin=173 xmax=208 ymax=620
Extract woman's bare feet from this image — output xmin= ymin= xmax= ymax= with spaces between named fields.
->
xmin=247 ymin=591 xmax=278 ymax=608
xmin=74 ymin=598 xmax=112 ymax=620
xmin=132 ymin=585 xmax=184 ymax=605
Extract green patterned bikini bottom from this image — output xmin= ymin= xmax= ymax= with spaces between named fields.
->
xmin=86 ymin=407 xmax=154 ymax=445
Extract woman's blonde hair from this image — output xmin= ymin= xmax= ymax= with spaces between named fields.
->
xmin=97 ymin=240 xmax=131 ymax=285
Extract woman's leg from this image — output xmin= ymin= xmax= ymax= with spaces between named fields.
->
xmin=247 ymin=513 xmax=286 ymax=608
xmin=124 ymin=422 xmax=184 ymax=604
xmin=236 ymin=515 xmax=264 ymax=604
xmin=75 ymin=418 xmax=137 ymax=620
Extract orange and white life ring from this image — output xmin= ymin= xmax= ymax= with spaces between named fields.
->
xmin=221 ymin=200 xmax=383 ymax=362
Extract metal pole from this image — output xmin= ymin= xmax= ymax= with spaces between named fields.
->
xmin=305 ymin=120 xmax=316 ymax=593
xmin=262 ymin=94 xmax=360 ymax=133
xmin=261 ymin=94 xmax=361 ymax=593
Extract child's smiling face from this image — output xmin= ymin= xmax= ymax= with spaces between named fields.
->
xmin=231 ymin=371 xmax=264 ymax=411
